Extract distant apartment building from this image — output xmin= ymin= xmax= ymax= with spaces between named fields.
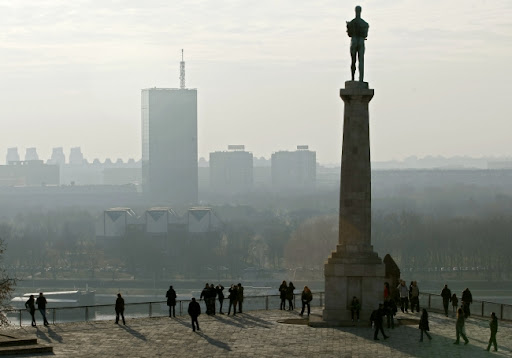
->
xmin=6 ymin=147 xmax=20 ymax=164
xmin=48 ymin=147 xmax=66 ymax=166
xmin=0 ymin=160 xmax=59 ymax=186
xmin=24 ymin=147 xmax=39 ymax=161
xmin=141 ymin=87 xmax=198 ymax=204
xmin=209 ymin=145 xmax=253 ymax=194
xmin=102 ymin=167 xmax=141 ymax=185
xmin=271 ymin=145 xmax=316 ymax=190
xmin=69 ymin=147 xmax=85 ymax=165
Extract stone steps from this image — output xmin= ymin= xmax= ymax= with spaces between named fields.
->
xmin=0 ymin=337 xmax=53 ymax=356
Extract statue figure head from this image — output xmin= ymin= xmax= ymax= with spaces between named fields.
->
xmin=355 ymin=6 xmax=362 ymax=17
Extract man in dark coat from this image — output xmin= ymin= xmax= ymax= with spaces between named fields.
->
xmin=166 ymin=285 xmax=177 ymax=317
xmin=371 ymin=303 xmax=389 ymax=341
xmin=115 ymin=293 xmax=126 ymax=325
xmin=188 ymin=297 xmax=201 ymax=332
xmin=441 ymin=284 xmax=452 ymax=317
xmin=461 ymin=288 xmax=472 ymax=318
xmin=36 ymin=292 xmax=49 ymax=326
xmin=216 ymin=285 xmax=225 ymax=314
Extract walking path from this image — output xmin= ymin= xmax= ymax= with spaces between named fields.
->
xmin=2 ymin=309 xmax=511 ymax=357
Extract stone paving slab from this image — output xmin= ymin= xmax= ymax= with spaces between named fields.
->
xmin=2 ymin=309 xmax=511 ymax=357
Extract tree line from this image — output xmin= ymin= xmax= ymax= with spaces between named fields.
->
xmin=1 ymin=193 xmax=512 ymax=281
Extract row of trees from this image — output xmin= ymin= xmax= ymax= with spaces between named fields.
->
xmin=1 ymin=196 xmax=512 ymax=281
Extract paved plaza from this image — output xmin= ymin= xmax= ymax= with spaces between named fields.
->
xmin=2 ymin=308 xmax=511 ymax=357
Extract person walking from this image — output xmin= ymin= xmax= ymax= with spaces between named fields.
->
xmin=451 ymin=293 xmax=459 ymax=314
xmin=188 ymin=297 xmax=201 ymax=332
xmin=216 ymin=284 xmax=225 ymax=314
xmin=286 ymin=282 xmax=295 ymax=310
xmin=227 ymin=284 xmax=238 ymax=315
xmin=462 ymin=288 xmax=473 ymax=318
xmin=36 ymin=292 xmax=49 ymax=326
xmin=397 ymin=280 xmax=409 ymax=313
xmin=371 ymin=303 xmax=389 ymax=341
xmin=453 ymin=307 xmax=469 ymax=345
xmin=350 ymin=296 xmax=360 ymax=322
xmin=115 ymin=293 xmax=126 ymax=325
xmin=237 ymin=283 xmax=244 ymax=313
xmin=166 ymin=285 xmax=177 ymax=317
xmin=25 ymin=295 xmax=36 ymax=327
xmin=419 ymin=309 xmax=432 ymax=342
xmin=279 ymin=281 xmax=287 ymax=310
xmin=300 ymin=286 xmax=313 ymax=317
xmin=441 ymin=284 xmax=452 ymax=317
xmin=486 ymin=312 xmax=498 ymax=352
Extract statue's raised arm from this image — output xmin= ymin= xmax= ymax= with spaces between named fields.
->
xmin=346 ymin=6 xmax=369 ymax=82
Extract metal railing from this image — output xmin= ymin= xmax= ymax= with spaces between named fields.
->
xmin=419 ymin=292 xmax=512 ymax=321
xmin=9 ymin=291 xmax=509 ymax=327
xmin=5 ymin=292 xmax=325 ymax=327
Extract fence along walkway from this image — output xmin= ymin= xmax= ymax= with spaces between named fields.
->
xmin=7 ymin=291 xmax=512 ymax=327
xmin=6 ymin=293 xmax=325 ymax=327
xmin=419 ymin=292 xmax=512 ymax=320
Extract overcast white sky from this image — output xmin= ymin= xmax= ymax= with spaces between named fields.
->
xmin=1 ymin=0 xmax=511 ymax=165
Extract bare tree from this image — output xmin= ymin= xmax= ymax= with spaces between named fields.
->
xmin=0 ymin=237 xmax=16 ymax=325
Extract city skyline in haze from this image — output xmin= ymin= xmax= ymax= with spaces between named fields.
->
xmin=1 ymin=0 xmax=511 ymax=165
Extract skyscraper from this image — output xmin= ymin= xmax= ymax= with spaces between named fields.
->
xmin=141 ymin=52 xmax=198 ymax=204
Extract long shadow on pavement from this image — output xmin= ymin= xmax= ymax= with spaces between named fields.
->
xmin=197 ymin=331 xmax=231 ymax=351
xmin=46 ymin=326 xmax=63 ymax=343
xmin=120 ymin=325 xmax=147 ymax=341
xmin=35 ymin=328 xmax=51 ymax=343
xmin=174 ymin=317 xmax=195 ymax=331
xmin=236 ymin=313 xmax=271 ymax=328
xmin=212 ymin=315 xmax=245 ymax=328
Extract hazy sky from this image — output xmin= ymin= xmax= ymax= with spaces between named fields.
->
xmin=1 ymin=0 xmax=511 ymax=165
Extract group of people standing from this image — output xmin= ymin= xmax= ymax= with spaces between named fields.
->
xmin=199 ymin=283 xmax=230 ymax=315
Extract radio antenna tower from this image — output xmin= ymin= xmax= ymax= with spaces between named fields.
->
xmin=179 ymin=49 xmax=186 ymax=89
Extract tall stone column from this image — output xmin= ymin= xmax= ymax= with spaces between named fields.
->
xmin=322 ymin=81 xmax=385 ymax=324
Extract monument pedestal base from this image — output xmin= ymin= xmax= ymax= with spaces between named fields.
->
xmin=323 ymin=252 xmax=385 ymax=325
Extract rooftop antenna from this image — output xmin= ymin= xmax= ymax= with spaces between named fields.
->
xmin=179 ymin=49 xmax=185 ymax=89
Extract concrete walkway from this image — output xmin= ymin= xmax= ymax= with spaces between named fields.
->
xmin=2 ymin=309 xmax=511 ymax=357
